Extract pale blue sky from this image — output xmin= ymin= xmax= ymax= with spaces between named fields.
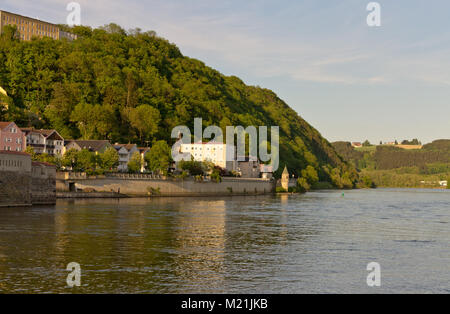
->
xmin=3 ymin=0 xmax=450 ymax=144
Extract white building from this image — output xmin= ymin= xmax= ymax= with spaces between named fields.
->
xmin=113 ymin=144 xmax=139 ymax=172
xmin=21 ymin=128 xmax=65 ymax=156
xmin=114 ymin=145 xmax=130 ymax=172
xmin=180 ymin=142 xmax=236 ymax=172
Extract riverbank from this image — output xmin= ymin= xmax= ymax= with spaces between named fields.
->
xmin=57 ymin=173 xmax=276 ymax=197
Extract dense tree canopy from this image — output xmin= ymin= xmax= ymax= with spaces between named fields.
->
xmin=0 ymin=23 xmax=352 ymax=182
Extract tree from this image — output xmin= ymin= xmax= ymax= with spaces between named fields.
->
xmin=62 ymin=148 xmax=79 ymax=170
xmin=363 ymin=140 xmax=372 ymax=147
xmin=100 ymin=147 xmax=119 ymax=171
xmin=76 ymin=149 xmax=96 ymax=173
xmin=26 ymin=146 xmax=37 ymax=160
xmin=0 ymin=25 xmax=19 ymax=42
xmin=297 ymin=177 xmax=310 ymax=193
xmin=145 ymin=140 xmax=171 ymax=175
xmin=0 ymin=25 xmax=351 ymax=186
xmin=401 ymin=139 xmax=421 ymax=145
xmin=301 ymin=165 xmax=319 ymax=185
xmin=70 ymin=102 xmax=96 ymax=139
xmin=128 ymin=105 xmax=161 ymax=143
xmin=128 ymin=151 xmax=142 ymax=173
xmin=179 ymin=159 xmax=205 ymax=176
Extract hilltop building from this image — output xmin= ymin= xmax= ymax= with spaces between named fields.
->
xmin=0 ymin=10 xmax=77 ymax=41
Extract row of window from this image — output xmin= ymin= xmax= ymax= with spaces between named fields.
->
xmin=4 ymin=138 xmax=22 ymax=144
xmin=18 ymin=32 xmax=58 ymax=41
xmin=0 ymin=158 xmax=24 ymax=168
xmin=2 ymin=15 xmax=58 ymax=32
xmin=2 ymin=146 xmax=22 ymax=152
xmin=185 ymin=147 xmax=223 ymax=151
xmin=28 ymin=139 xmax=64 ymax=146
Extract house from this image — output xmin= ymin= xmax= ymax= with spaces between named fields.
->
xmin=236 ymin=157 xmax=260 ymax=178
xmin=351 ymin=142 xmax=362 ymax=148
xmin=65 ymin=140 xmax=112 ymax=154
xmin=115 ymin=144 xmax=139 ymax=158
xmin=0 ymin=10 xmax=77 ymax=41
xmin=0 ymin=122 xmax=26 ymax=152
xmin=21 ymin=128 xmax=65 ymax=156
xmin=260 ymin=164 xmax=274 ymax=179
xmin=113 ymin=145 xmax=130 ymax=172
xmin=439 ymin=181 xmax=447 ymax=187
xmin=112 ymin=144 xmax=140 ymax=172
xmin=179 ymin=142 xmax=236 ymax=172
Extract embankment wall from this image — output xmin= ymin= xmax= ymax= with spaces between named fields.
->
xmin=57 ymin=175 xmax=275 ymax=197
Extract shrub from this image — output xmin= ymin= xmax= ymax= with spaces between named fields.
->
xmin=211 ymin=171 xmax=222 ymax=183
xmin=276 ymin=187 xmax=287 ymax=193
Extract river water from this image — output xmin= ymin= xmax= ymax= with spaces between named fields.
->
xmin=0 ymin=188 xmax=448 ymax=293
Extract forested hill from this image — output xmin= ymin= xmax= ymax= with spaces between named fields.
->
xmin=0 ymin=23 xmax=353 ymax=180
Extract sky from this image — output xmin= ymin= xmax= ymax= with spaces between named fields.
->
xmin=3 ymin=0 xmax=450 ymax=144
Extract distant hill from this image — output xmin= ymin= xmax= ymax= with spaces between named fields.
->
xmin=333 ymin=140 xmax=450 ymax=170
xmin=332 ymin=140 xmax=450 ymax=188
xmin=0 ymin=23 xmax=357 ymax=182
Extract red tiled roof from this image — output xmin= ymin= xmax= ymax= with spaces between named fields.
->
xmin=21 ymin=128 xmax=61 ymax=138
xmin=32 ymin=161 xmax=56 ymax=168
xmin=0 ymin=122 xmax=13 ymax=130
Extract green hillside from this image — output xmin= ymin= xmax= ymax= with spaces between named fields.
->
xmin=332 ymin=140 xmax=450 ymax=188
xmin=0 ymin=23 xmax=357 ymax=183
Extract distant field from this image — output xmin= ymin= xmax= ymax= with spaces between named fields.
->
xmin=355 ymin=145 xmax=423 ymax=152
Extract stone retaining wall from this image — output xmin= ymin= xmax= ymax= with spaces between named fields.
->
xmin=58 ymin=176 xmax=275 ymax=197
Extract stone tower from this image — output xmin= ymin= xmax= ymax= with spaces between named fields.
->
xmin=281 ymin=166 xmax=290 ymax=190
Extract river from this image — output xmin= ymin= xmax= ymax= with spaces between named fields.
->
xmin=0 ymin=188 xmax=448 ymax=293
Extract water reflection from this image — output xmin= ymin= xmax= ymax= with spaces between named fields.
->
xmin=0 ymin=190 xmax=448 ymax=293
